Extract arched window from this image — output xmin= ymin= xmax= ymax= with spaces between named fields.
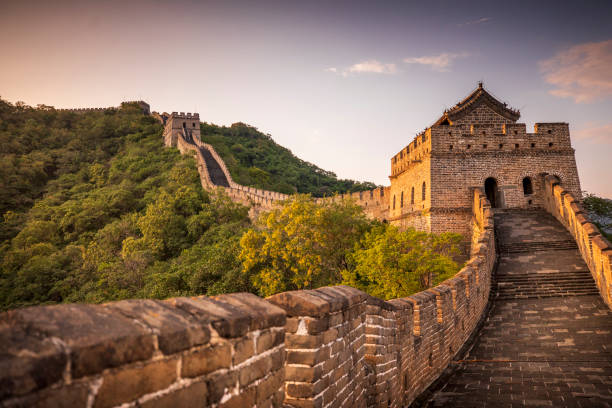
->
xmin=411 ymin=187 xmax=415 ymax=204
xmin=400 ymin=192 xmax=404 ymax=207
xmin=522 ymin=177 xmax=533 ymax=195
xmin=393 ymin=195 xmax=396 ymax=209
xmin=422 ymin=182 xmax=426 ymax=201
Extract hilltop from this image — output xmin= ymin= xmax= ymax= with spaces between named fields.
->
xmin=0 ymin=99 xmax=378 ymax=310
xmin=199 ymin=121 xmax=377 ymax=196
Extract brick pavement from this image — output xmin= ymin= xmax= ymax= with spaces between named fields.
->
xmin=425 ymin=210 xmax=612 ymax=407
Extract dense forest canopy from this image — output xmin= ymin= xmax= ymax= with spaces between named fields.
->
xmin=0 ymin=100 xmax=254 ymax=309
xmin=200 ymin=121 xmax=377 ymax=196
xmin=0 ymin=98 xmax=466 ymax=311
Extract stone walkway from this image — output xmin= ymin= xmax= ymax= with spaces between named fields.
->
xmin=425 ymin=210 xmax=612 ymax=407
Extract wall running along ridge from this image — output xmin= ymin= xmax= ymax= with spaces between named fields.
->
xmin=542 ymin=175 xmax=612 ymax=308
xmin=162 ymin=112 xmax=389 ymax=219
xmin=0 ymin=189 xmax=496 ymax=407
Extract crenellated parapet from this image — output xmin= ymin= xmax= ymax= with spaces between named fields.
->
xmin=169 ymin=122 xmax=290 ymax=214
xmin=54 ymin=101 xmax=150 ymax=115
xmin=0 ymin=189 xmax=496 ymax=407
xmin=542 ymin=175 xmax=612 ymax=308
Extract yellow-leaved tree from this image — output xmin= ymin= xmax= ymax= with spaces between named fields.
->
xmin=341 ymin=225 xmax=462 ymax=300
xmin=239 ymin=195 xmax=373 ymax=296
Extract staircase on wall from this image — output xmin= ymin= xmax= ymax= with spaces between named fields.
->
xmin=425 ymin=209 xmax=612 ymax=407
xmin=495 ymin=210 xmax=599 ymax=300
xmin=180 ymin=128 xmax=230 ymax=188
xmin=197 ymin=145 xmax=230 ymax=187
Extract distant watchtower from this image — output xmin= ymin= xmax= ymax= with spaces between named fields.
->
xmin=163 ymin=112 xmax=201 ymax=147
xmin=388 ymin=83 xmax=581 ymax=236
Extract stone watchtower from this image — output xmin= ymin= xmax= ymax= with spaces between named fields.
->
xmin=163 ymin=112 xmax=201 ymax=147
xmin=388 ymin=83 xmax=581 ymax=236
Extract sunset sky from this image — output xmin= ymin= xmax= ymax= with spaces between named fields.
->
xmin=1 ymin=0 xmax=611 ymax=197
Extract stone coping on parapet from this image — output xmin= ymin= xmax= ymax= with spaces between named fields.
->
xmin=543 ymin=175 xmax=612 ymax=308
xmin=386 ymin=206 xmax=472 ymax=221
xmin=169 ymin=112 xmax=200 ymax=119
xmin=0 ymin=189 xmax=496 ymax=407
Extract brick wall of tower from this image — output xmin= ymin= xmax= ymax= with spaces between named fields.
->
xmin=388 ymin=131 xmax=433 ymax=231
xmin=428 ymin=122 xmax=581 ymax=215
xmin=448 ymin=102 xmax=515 ymax=127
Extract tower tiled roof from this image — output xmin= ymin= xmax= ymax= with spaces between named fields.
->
xmin=434 ymin=82 xmax=520 ymax=125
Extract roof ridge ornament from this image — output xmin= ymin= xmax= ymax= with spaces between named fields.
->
xmin=433 ymin=84 xmax=520 ymax=126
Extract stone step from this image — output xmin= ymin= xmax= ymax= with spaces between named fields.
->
xmin=496 ymin=287 xmax=600 ymax=294
xmin=496 ymin=280 xmax=595 ymax=287
xmin=496 ymin=272 xmax=593 ymax=281
xmin=499 ymin=240 xmax=577 ymax=253
xmin=495 ymin=291 xmax=600 ymax=300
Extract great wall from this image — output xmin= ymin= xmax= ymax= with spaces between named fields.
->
xmin=1 ymin=86 xmax=611 ymax=407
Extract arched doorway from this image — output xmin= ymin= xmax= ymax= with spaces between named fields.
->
xmin=484 ymin=177 xmax=499 ymax=208
xmin=522 ymin=177 xmax=533 ymax=195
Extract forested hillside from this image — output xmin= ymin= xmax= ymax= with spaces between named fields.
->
xmin=200 ymin=122 xmax=377 ymax=196
xmin=0 ymin=100 xmax=255 ymax=310
xmin=0 ymin=99 xmax=462 ymax=312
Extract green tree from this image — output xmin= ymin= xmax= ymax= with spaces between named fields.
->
xmin=342 ymin=225 xmax=462 ymax=300
xmin=240 ymin=195 xmax=373 ymax=296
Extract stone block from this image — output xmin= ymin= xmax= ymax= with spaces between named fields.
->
xmin=167 ymin=296 xmax=250 ymax=338
xmin=206 ymin=370 xmax=238 ymax=405
xmin=285 ymin=333 xmax=323 ymax=349
xmin=256 ymin=329 xmax=284 ymax=354
xmin=0 ymin=323 xmax=66 ymax=399
xmin=94 ymin=357 xmax=178 ymax=408
xmin=3 ymin=303 xmax=154 ymax=378
xmin=218 ymin=386 xmax=255 ymax=408
xmin=285 ymin=365 xmax=322 ymax=382
xmin=181 ymin=343 xmax=231 ymax=378
xmin=104 ymin=299 xmax=210 ymax=355
xmin=214 ymin=292 xmax=286 ymax=330
xmin=266 ymin=290 xmax=331 ymax=318
xmin=284 ymin=395 xmax=323 ymax=408
xmin=256 ymin=369 xmax=284 ymax=403
xmin=233 ymin=336 xmax=254 ymax=365
xmin=287 ymin=346 xmax=330 ymax=366
xmin=239 ymin=348 xmax=284 ymax=387
xmin=2 ymin=381 xmax=89 ymax=408
xmin=139 ymin=381 xmax=207 ymax=408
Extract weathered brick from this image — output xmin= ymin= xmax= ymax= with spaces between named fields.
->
xmin=206 ymin=370 xmax=238 ymax=405
xmin=233 ymin=336 xmax=254 ymax=365
xmin=94 ymin=358 xmax=178 ymax=408
xmin=214 ymin=292 xmax=286 ymax=330
xmin=287 ymin=346 xmax=330 ymax=366
xmin=105 ymin=299 xmax=210 ymax=355
xmin=285 ymin=364 xmax=322 ymax=382
xmin=167 ymin=297 xmax=250 ymax=338
xmin=4 ymin=303 xmax=154 ymax=379
xmin=182 ymin=343 xmax=231 ymax=378
xmin=256 ymin=329 xmax=284 ymax=354
xmin=256 ymin=369 xmax=284 ymax=403
xmin=0 ymin=324 xmax=66 ymax=399
xmin=285 ymin=333 xmax=323 ymax=349
xmin=218 ymin=386 xmax=255 ymax=408
xmin=139 ymin=381 xmax=207 ymax=408
xmin=2 ymin=381 xmax=89 ymax=408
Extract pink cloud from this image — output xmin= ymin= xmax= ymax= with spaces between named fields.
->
xmin=574 ymin=123 xmax=612 ymax=144
xmin=403 ymin=52 xmax=469 ymax=72
xmin=347 ymin=60 xmax=398 ymax=75
xmin=540 ymin=40 xmax=612 ymax=103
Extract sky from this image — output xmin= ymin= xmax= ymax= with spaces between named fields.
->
xmin=1 ymin=0 xmax=611 ymax=197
